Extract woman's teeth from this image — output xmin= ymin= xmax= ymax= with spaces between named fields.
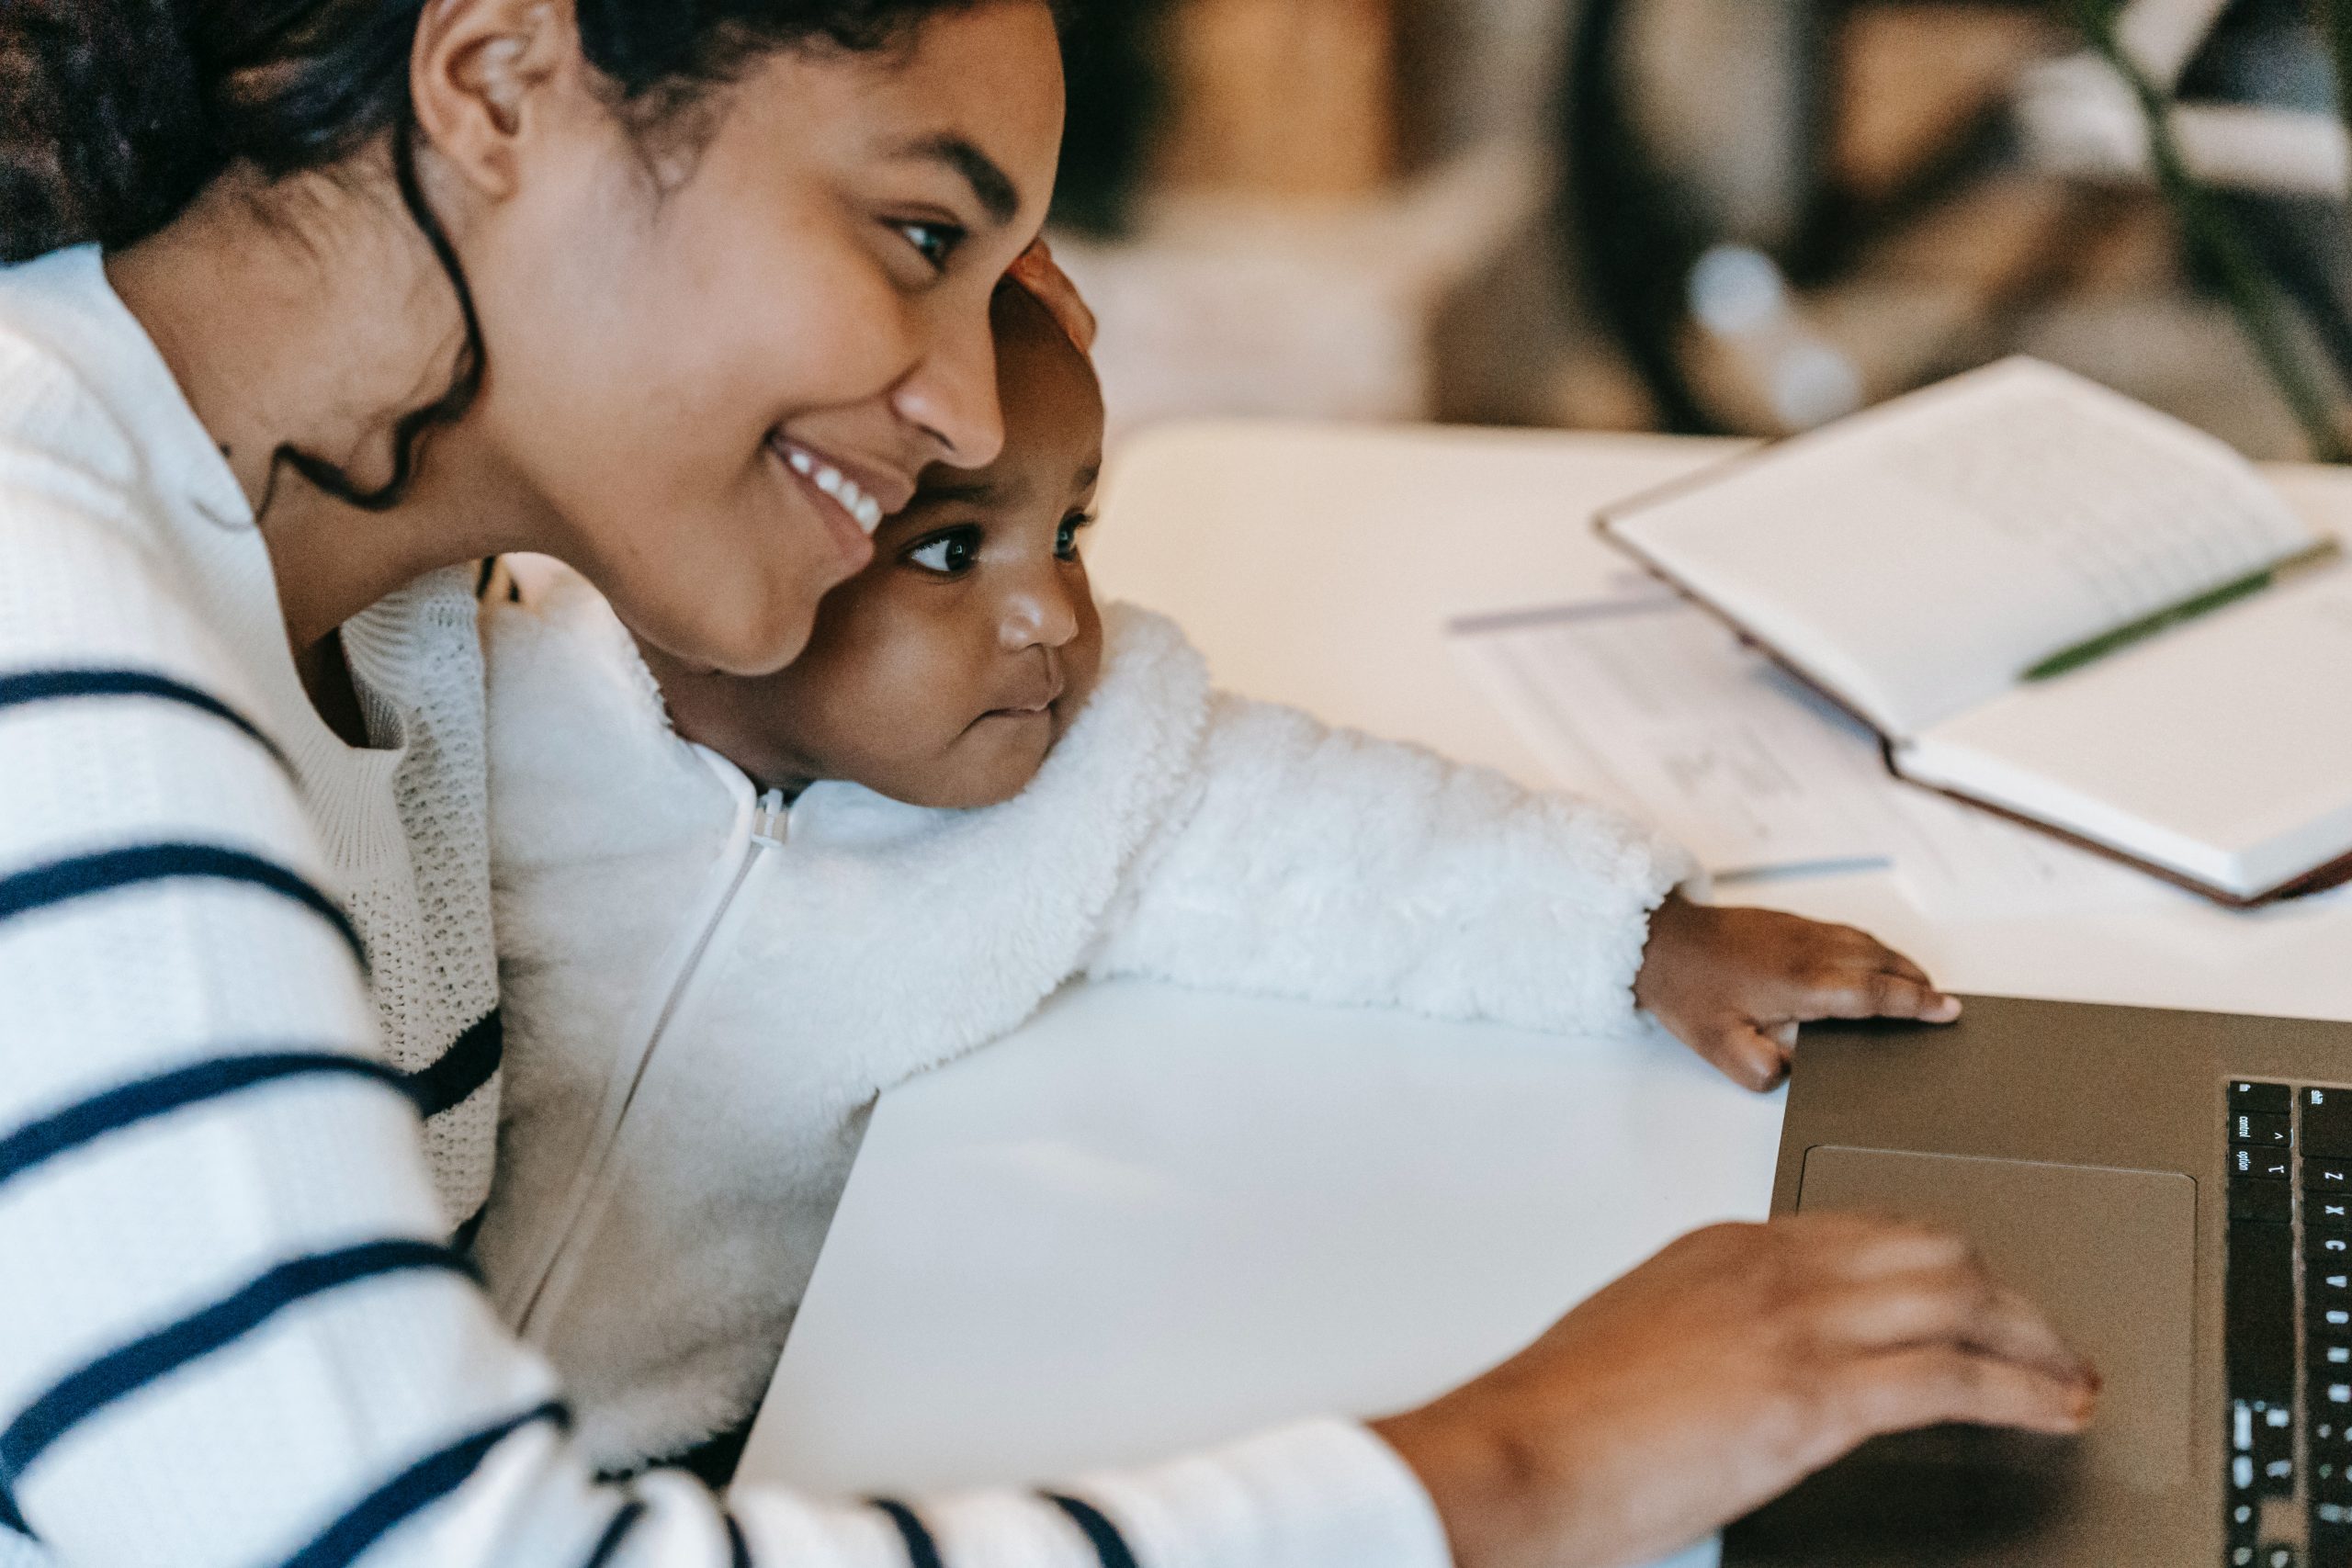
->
xmin=786 ymin=447 xmax=884 ymax=534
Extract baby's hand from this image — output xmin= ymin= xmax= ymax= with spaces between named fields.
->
xmin=1632 ymin=893 xmax=1959 ymax=1091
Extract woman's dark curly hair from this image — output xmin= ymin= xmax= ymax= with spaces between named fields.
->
xmin=0 ymin=0 xmax=1033 ymax=508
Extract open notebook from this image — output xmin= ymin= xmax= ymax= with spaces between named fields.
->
xmin=1598 ymin=357 xmax=2352 ymax=907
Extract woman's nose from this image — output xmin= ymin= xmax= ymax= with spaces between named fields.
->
xmin=890 ymin=308 xmax=1007 ymax=469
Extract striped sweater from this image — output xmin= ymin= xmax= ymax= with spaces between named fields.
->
xmin=0 ymin=244 xmax=1451 ymax=1568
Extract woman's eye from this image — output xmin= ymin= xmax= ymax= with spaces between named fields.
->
xmin=1056 ymin=513 xmax=1095 ymax=560
xmin=897 ymin=220 xmax=966 ymax=272
xmin=907 ymin=527 xmax=980 ymax=574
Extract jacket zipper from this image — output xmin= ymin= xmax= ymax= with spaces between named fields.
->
xmin=514 ymin=763 xmax=789 ymax=1337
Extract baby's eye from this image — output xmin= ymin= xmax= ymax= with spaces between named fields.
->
xmin=897 ymin=220 xmax=966 ymax=272
xmin=1056 ymin=512 xmax=1095 ymax=561
xmin=907 ymin=526 xmax=981 ymax=575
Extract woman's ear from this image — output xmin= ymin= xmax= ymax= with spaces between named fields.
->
xmin=409 ymin=0 xmax=585 ymax=199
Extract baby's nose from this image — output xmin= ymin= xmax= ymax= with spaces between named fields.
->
xmin=1001 ymin=572 xmax=1084 ymax=649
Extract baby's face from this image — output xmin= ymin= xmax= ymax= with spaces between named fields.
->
xmin=650 ymin=287 xmax=1106 ymax=808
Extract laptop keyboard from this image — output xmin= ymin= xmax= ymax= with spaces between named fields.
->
xmin=2229 ymin=1080 xmax=2352 ymax=1568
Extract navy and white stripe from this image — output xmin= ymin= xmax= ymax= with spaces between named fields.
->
xmin=1042 ymin=1495 xmax=1141 ymax=1568
xmin=0 ymin=841 xmax=365 ymax=969
xmin=279 ymin=1402 xmax=571 ymax=1568
xmin=867 ymin=1501 xmax=944 ymax=1568
xmin=0 ymin=1241 xmax=478 ymax=1490
xmin=581 ymin=1499 xmax=648 ymax=1568
xmin=0 ymin=1053 xmax=410 ymax=1191
xmin=0 ymin=668 xmax=293 ymax=777
xmin=407 ymin=1010 xmax=503 ymax=1121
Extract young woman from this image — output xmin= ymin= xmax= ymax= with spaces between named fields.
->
xmin=0 ymin=3 xmax=2097 ymax=1566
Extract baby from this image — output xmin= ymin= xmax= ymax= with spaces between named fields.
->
xmin=474 ymin=285 xmax=1957 ymax=1476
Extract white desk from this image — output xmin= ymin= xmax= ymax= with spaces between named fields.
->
xmin=739 ymin=423 xmax=2352 ymax=1554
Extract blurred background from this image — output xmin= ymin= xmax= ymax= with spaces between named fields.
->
xmin=1044 ymin=0 xmax=2352 ymax=460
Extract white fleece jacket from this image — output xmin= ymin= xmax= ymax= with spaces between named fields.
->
xmin=473 ymin=564 xmax=1693 ymax=1473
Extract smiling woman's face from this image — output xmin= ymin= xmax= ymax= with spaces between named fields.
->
xmin=465 ymin=0 xmax=1065 ymax=675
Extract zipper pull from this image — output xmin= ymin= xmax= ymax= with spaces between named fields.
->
xmin=751 ymin=787 xmax=790 ymax=845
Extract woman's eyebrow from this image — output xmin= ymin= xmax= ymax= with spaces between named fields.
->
xmin=888 ymin=133 xmax=1020 ymax=226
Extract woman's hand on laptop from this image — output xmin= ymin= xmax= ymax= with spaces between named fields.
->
xmin=1370 ymin=1213 xmax=2098 ymax=1568
xmin=1634 ymin=894 xmax=1961 ymax=1091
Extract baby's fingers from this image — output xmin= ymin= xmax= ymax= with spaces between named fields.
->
xmin=1871 ymin=944 xmax=1934 ymax=988
xmin=1802 ymin=966 xmax=1962 ymax=1024
xmin=1702 ymin=1021 xmax=1796 ymax=1092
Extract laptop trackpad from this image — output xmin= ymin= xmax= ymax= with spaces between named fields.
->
xmin=1730 ymin=1147 xmax=2197 ymax=1566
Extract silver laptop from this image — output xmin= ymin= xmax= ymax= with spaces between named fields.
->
xmin=1723 ymin=994 xmax=2352 ymax=1568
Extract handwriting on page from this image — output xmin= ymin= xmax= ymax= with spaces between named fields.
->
xmin=1886 ymin=398 xmax=2309 ymax=627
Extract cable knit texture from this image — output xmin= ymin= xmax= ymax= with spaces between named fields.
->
xmin=477 ymin=564 xmax=1694 ymax=1471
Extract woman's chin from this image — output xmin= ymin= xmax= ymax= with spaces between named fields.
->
xmin=633 ymin=587 xmax=822 ymax=680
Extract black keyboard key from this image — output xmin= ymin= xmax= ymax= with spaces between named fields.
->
xmin=2263 ymin=1430 xmax=2298 ymax=1496
xmin=2310 ymin=1089 xmax=2352 ymax=1157
xmin=2233 ymin=1500 xmax=2259 ymax=1552
xmin=2320 ymin=1198 xmax=2352 ymax=1225
xmin=2312 ymin=1226 xmax=2352 ymax=1263
xmin=2318 ymin=1266 xmax=2352 ymax=1299
xmin=2236 ymin=1081 xmax=2294 ymax=1115
xmin=2241 ymin=1146 xmax=2295 ymax=1181
xmin=2316 ymin=1519 xmax=2352 ymax=1568
xmin=2236 ymin=1111 xmax=2294 ymax=1147
xmin=2233 ymin=1502 xmax=2261 ymax=1568
xmin=2267 ymin=1547 xmax=2302 ymax=1568
xmin=2315 ymin=1159 xmax=2352 ymax=1191
xmin=2236 ymin=1180 xmax=2295 ymax=1224
xmin=2232 ymin=1221 xmax=2298 ymax=1402
xmin=2257 ymin=1401 xmax=2297 ymax=1496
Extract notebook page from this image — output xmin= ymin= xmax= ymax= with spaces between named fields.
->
xmin=1607 ymin=359 xmax=2315 ymax=739
xmin=1895 ymin=565 xmax=2352 ymax=899
xmin=1446 ymin=595 xmax=2151 ymax=913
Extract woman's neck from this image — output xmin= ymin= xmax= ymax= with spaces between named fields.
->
xmin=106 ymin=162 xmax=546 ymax=651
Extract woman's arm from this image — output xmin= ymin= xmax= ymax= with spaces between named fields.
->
xmin=1086 ymin=693 xmax=1695 ymax=1037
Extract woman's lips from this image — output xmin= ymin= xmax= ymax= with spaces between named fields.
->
xmin=770 ymin=437 xmax=886 ymax=570
xmin=775 ymin=441 xmax=886 ymax=533
xmin=770 ymin=438 xmax=918 ymax=529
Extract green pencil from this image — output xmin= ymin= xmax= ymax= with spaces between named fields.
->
xmin=2021 ymin=536 xmax=2346 ymax=682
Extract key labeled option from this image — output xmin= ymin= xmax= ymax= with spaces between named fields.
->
xmin=2240 ymin=1147 xmax=2294 ymax=1181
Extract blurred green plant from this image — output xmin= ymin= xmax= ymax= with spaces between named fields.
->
xmin=2065 ymin=0 xmax=2349 ymax=460
xmin=2322 ymin=1 xmax=2352 ymax=154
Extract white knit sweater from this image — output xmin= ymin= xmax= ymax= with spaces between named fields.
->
xmin=0 ymin=245 xmax=1452 ymax=1568
xmin=476 ymin=565 xmax=1693 ymax=1472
